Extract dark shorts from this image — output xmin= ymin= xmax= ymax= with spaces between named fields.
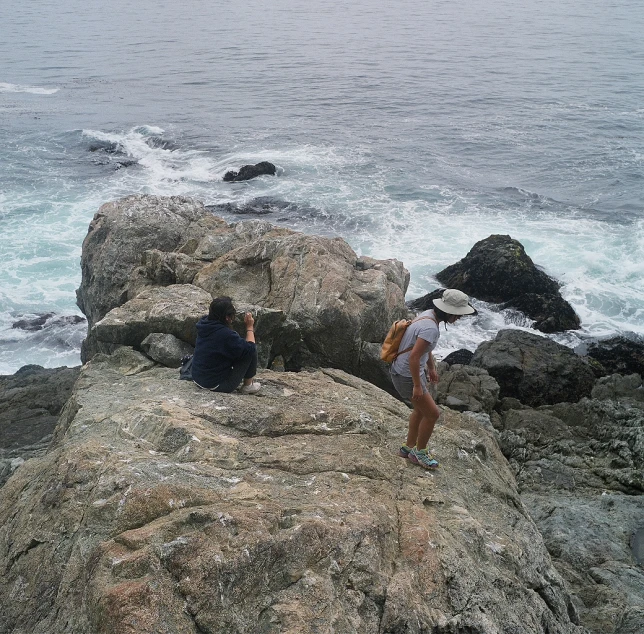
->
xmin=390 ymin=369 xmax=428 ymax=401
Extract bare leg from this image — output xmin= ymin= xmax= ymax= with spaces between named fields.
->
xmin=411 ymin=393 xmax=440 ymax=450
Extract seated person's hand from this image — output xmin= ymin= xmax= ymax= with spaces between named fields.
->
xmin=244 ymin=312 xmax=254 ymax=329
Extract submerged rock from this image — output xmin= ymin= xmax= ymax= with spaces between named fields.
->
xmin=0 ymin=347 xmax=584 ymax=634
xmin=435 ymin=235 xmax=580 ymax=332
xmin=223 ymin=161 xmax=277 ymax=182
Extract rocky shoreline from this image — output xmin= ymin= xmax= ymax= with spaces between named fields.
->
xmin=1 ymin=195 xmax=642 ymax=634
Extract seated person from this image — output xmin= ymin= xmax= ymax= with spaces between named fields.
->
xmin=191 ymin=296 xmax=261 ymax=394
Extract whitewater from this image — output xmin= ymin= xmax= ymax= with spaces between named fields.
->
xmin=1 ymin=0 xmax=642 ymax=373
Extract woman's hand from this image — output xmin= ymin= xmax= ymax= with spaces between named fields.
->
xmin=412 ymin=385 xmax=424 ymax=401
xmin=428 ymin=368 xmax=439 ymax=384
xmin=244 ymin=312 xmax=254 ymax=329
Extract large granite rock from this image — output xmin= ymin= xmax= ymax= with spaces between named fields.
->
xmin=77 ymin=195 xmax=409 ymax=390
xmin=435 ymin=235 xmax=580 ymax=333
xmin=493 ymin=374 xmax=644 ymax=633
xmin=0 ymin=364 xmax=80 ymax=487
xmin=433 ymin=362 xmax=500 ymax=415
xmin=0 ymin=347 xmax=584 ymax=634
xmin=471 ymin=329 xmax=596 ymax=406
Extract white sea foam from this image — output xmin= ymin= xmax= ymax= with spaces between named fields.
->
xmin=0 ymin=82 xmax=59 ymax=95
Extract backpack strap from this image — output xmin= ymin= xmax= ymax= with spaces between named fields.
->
xmin=392 ymin=315 xmax=438 ymax=361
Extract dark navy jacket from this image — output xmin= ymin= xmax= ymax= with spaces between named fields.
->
xmin=191 ymin=318 xmax=256 ymax=389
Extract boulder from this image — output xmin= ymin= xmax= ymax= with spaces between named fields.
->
xmin=77 ymin=196 xmax=409 ymax=392
xmin=442 ymin=349 xmax=474 ymax=366
xmin=0 ymin=364 xmax=80 ymax=487
xmin=587 ymin=336 xmax=644 ymax=377
xmin=140 ymin=333 xmax=195 ymax=368
xmin=471 ymin=329 xmax=596 ymax=406
xmin=434 ymin=362 xmax=500 ymax=414
xmin=223 ymin=161 xmax=277 ymax=182
xmin=0 ymin=347 xmax=584 ymax=634
xmin=493 ymin=382 xmax=644 ymax=633
xmin=435 ymin=235 xmax=580 ymax=332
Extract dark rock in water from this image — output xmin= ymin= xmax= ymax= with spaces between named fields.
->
xmin=88 ymin=141 xmax=121 ymax=154
xmin=206 ymin=196 xmax=294 ymax=216
xmin=223 ymin=161 xmax=277 ymax=182
xmin=472 ymin=329 xmax=596 ymax=406
xmin=0 ymin=364 xmax=80 ymax=487
xmin=436 ymin=235 xmax=580 ymax=333
xmin=587 ymin=336 xmax=644 ymax=377
xmin=144 ymin=136 xmax=176 ymax=151
xmin=503 ymin=293 xmax=580 ymax=333
xmin=12 ymin=313 xmax=85 ymax=332
xmin=12 ymin=313 xmax=55 ymax=331
xmin=406 ymin=288 xmax=444 ymax=311
xmin=442 ymin=349 xmax=474 ymax=366
xmin=113 ymin=159 xmax=138 ymax=169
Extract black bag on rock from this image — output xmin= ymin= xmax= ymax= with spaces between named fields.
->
xmin=179 ymin=355 xmax=193 ymax=381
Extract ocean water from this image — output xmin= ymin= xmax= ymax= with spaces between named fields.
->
xmin=1 ymin=0 xmax=643 ymax=373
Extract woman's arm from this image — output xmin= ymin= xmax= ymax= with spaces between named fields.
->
xmin=244 ymin=312 xmax=256 ymax=344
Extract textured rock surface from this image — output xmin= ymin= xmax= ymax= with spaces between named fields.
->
xmin=223 ymin=161 xmax=277 ymax=182
xmin=77 ymin=195 xmax=409 ymax=391
xmin=433 ymin=362 xmax=500 ymax=414
xmin=587 ymin=336 xmax=644 ymax=377
xmin=140 ymin=333 xmax=195 ymax=368
xmin=435 ymin=235 xmax=580 ymax=333
xmin=493 ymin=374 xmax=644 ymax=634
xmin=0 ymin=348 xmax=584 ymax=634
xmin=472 ymin=329 xmax=596 ymax=406
xmin=0 ymin=364 xmax=80 ymax=487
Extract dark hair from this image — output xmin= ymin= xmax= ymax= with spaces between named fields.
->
xmin=432 ymin=305 xmax=451 ymax=323
xmin=208 ymin=296 xmax=236 ymax=323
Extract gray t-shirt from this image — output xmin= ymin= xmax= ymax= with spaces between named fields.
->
xmin=391 ymin=309 xmax=440 ymax=377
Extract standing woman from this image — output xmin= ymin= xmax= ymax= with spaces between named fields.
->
xmin=390 ymin=289 xmax=475 ymax=469
xmin=191 ymin=296 xmax=261 ymax=394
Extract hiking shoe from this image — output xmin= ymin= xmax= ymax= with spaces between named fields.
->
xmin=239 ymin=381 xmax=261 ymax=395
xmin=398 ymin=445 xmax=412 ymax=459
xmin=409 ymin=448 xmax=439 ymax=470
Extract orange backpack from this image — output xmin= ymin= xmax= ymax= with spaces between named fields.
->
xmin=380 ymin=315 xmax=436 ymax=363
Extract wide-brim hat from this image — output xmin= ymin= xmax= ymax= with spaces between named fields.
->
xmin=432 ymin=289 xmax=476 ymax=315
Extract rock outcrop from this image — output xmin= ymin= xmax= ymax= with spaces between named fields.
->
xmin=471 ymin=329 xmax=596 ymax=406
xmin=0 ymin=364 xmax=80 ymax=487
xmin=77 ymin=195 xmax=409 ymax=392
xmin=0 ymin=347 xmax=584 ymax=634
xmin=494 ymin=373 xmax=644 ymax=633
xmin=223 ymin=161 xmax=277 ymax=182
xmin=587 ymin=336 xmax=644 ymax=377
xmin=435 ymin=235 xmax=580 ymax=333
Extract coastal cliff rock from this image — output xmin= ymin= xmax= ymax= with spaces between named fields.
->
xmin=77 ymin=195 xmax=409 ymax=391
xmin=0 ymin=364 xmax=80 ymax=488
xmin=223 ymin=161 xmax=277 ymax=182
xmin=495 ymin=374 xmax=644 ymax=633
xmin=586 ymin=336 xmax=644 ymax=377
xmin=0 ymin=347 xmax=584 ymax=634
xmin=471 ymin=329 xmax=596 ymax=406
xmin=435 ymin=235 xmax=580 ymax=333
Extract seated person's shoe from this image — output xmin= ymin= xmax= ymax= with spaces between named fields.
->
xmin=239 ymin=381 xmax=261 ymax=395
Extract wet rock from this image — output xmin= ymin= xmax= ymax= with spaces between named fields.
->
xmin=435 ymin=235 xmax=580 ymax=332
xmin=442 ymin=348 xmax=474 ymax=366
xmin=0 ymin=348 xmax=584 ymax=634
xmin=223 ymin=161 xmax=277 ymax=182
xmin=0 ymin=364 xmax=80 ymax=487
xmin=587 ymin=336 xmax=644 ymax=377
xmin=12 ymin=313 xmax=85 ymax=332
xmin=206 ymin=196 xmax=296 ymax=216
xmin=471 ymin=329 xmax=596 ymax=406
